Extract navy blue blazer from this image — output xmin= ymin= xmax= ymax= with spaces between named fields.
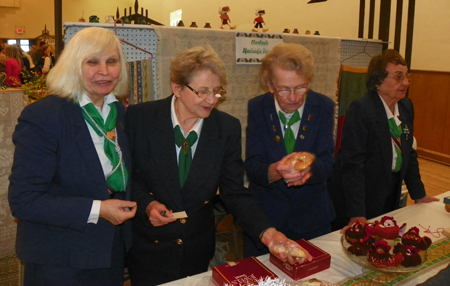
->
xmin=245 ymin=91 xmax=336 ymax=234
xmin=328 ymin=90 xmax=426 ymax=224
xmin=125 ymin=95 xmax=272 ymax=277
xmin=8 ymin=96 xmax=132 ymax=269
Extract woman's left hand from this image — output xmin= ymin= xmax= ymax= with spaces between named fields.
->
xmin=276 ymin=152 xmax=313 ymax=187
xmin=415 ymin=195 xmax=439 ymax=204
xmin=260 ymin=227 xmax=313 ymax=265
xmin=282 ymin=169 xmax=312 ymax=187
xmin=100 ymin=199 xmax=137 ymax=225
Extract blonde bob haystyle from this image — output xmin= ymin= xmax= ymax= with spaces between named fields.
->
xmin=259 ymin=42 xmax=315 ymax=92
xmin=46 ymin=27 xmax=129 ymax=100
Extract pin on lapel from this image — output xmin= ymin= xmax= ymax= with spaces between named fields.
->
xmin=275 ymin=135 xmax=281 ymax=142
xmin=272 ymin=125 xmax=277 ymax=132
xmin=403 ymin=124 xmax=410 ymax=141
xmin=302 ymin=125 xmax=307 ymax=131
xmin=307 ymin=114 xmax=312 ymax=121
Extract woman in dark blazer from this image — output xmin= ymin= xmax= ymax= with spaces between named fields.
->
xmin=328 ymin=49 xmax=438 ymax=232
xmin=8 ymin=27 xmax=137 ymax=286
xmin=125 ymin=45 xmax=311 ymax=286
xmin=244 ymin=42 xmax=336 ymax=257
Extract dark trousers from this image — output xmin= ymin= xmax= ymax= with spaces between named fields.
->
xmin=23 ymin=227 xmax=125 ymax=286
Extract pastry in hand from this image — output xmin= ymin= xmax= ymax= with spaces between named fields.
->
xmin=285 ymin=152 xmax=315 ymax=171
xmin=271 ymin=244 xmax=308 ymax=258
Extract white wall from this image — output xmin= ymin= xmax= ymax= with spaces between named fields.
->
xmin=0 ymin=0 xmax=449 ymax=71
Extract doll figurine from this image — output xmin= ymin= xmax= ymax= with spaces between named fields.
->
xmin=219 ymin=6 xmax=236 ymax=29
xmin=253 ymin=9 xmax=268 ymax=32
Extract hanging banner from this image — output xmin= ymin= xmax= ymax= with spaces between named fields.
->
xmin=235 ymin=32 xmax=283 ymax=65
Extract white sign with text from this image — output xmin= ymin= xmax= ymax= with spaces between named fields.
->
xmin=235 ymin=32 xmax=283 ymax=65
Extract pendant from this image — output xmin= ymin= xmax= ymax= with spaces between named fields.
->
xmin=182 ymin=139 xmax=189 ymax=154
xmin=106 ymin=130 xmax=116 ymax=140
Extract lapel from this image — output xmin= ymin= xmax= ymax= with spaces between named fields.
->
xmin=114 ymin=102 xmax=131 ymax=196
xmin=294 ymin=91 xmax=319 ymax=151
xmin=261 ymin=93 xmax=287 ymax=158
xmin=182 ymin=111 xmax=221 ymax=204
xmin=149 ymin=96 xmax=185 ymax=210
xmin=398 ymin=100 xmax=412 ymax=178
xmin=369 ymin=92 xmax=395 ymax=180
xmin=64 ymin=99 xmax=108 ymax=198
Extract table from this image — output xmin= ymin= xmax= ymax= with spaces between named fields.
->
xmin=160 ymin=192 xmax=450 ymax=286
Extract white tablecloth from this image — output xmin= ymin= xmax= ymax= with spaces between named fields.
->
xmin=160 ymin=192 xmax=450 ymax=286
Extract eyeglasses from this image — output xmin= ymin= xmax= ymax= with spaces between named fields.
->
xmin=185 ymin=84 xmax=226 ymax=98
xmin=272 ymin=84 xmax=309 ymax=97
xmin=386 ymin=73 xmax=412 ymax=83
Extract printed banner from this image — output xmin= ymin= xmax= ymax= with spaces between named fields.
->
xmin=235 ymin=32 xmax=283 ymax=64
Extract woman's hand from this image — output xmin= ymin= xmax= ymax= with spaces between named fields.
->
xmin=260 ymin=227 xmax=313 ymax=265
xmin=146 ymin=200 xmax=177 ymax=227
xmin=415 ymin=195 xmax=439 ymax=204
xmin=282 ymin=169 xmax=312 ymax=187
xmin=99 ymin=199 xmax=137 ymax=225
xmin=340 ymin=217 xmax=367 ymax=234
xmin=275 ymin=152 xmax=314 ymax=187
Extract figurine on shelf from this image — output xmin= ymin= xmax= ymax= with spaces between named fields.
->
xmin=219 ymin=6 xmax=236 ymax=29
xmin=253 ymin=9 xmax=268 ymax=32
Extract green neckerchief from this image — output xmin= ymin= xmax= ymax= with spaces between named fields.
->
xmin=81 ymin=102 xmax=128 ymax=192
xmin=278 ymin=110 xmax=301 ymax=154
xmin=174 ymin=125 xmax=198 ymax=187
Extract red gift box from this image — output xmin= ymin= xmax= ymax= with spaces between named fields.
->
xmin=212 ymin=257 xmax=278 ymax=286
xmin=269 ymin=239 xmax=330 ymax=281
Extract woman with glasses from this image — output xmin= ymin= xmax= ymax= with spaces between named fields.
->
xmin=244 ymin=42 xmax=336 ymax=257
xmin=328 ymin=49 xmax=438 ymax=232
xmin=125 ymin=45 xmax=311 ymax=285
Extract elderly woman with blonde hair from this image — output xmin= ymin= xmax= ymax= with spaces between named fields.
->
xmin=9 ymin=27 xmax=136 ymax=286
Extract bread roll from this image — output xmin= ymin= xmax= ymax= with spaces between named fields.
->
xmin=271 ymin=244 xmax=307 ymax=258
xmin=292 ymin=152 xmax=315 ymax=171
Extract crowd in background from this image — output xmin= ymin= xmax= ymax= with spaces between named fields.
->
xmin=0 ymin=40 xmax=56 ymax=87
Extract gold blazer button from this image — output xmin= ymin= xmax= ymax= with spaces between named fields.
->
xmin=176 ymin=239 xmax=183 ymax=245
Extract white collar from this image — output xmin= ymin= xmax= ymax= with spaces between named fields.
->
xmin=378 ymin=94 xmax=401 ymax=125
xmin=170 ymin=95 xmax=203 ymax=137
xmin=273 ymin=95 xmax=306 ymax=118
xmin=78 ymin=93 xmax=118 ymax=108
